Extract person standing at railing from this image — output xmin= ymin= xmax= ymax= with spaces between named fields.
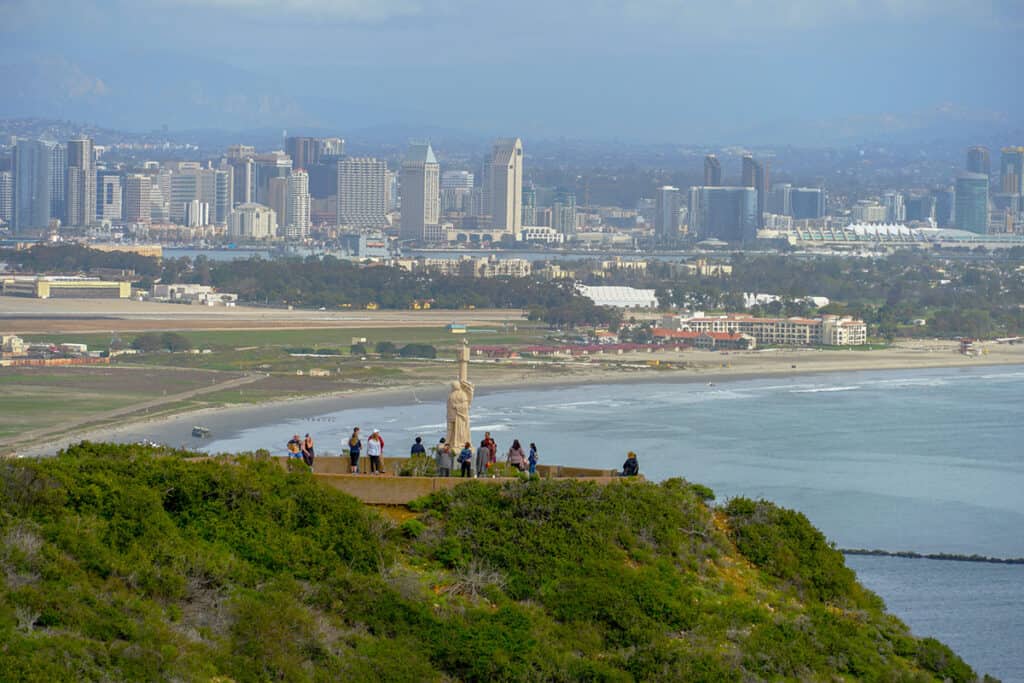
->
xmin=347 ymin=428 xmax=362 ymax=474
xmin=367 ymin=429 xmax=384 ymax=475
xmin=528 ymin=442 xmax=538 ymax=476
xmin=458 ymin=442 xmax=473 ymax=477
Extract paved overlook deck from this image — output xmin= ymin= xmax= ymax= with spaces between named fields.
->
xmin=270 ymin=455 xmax=642 ymax=505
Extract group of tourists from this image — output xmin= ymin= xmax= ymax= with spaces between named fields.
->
xmin=285 ymin=433 xmax=316 ymax=467
xmin=288 ymin=428 xmax=640 ymax=478
xmin=428 ymin=431 xmax=539 ymax=478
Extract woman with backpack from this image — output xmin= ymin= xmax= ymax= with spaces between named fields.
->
xmin=507 ymin=439 xmax=527 ymax=472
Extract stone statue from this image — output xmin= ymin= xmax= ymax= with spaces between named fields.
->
xmin=446 ymin=340 xmax=474 ymax=449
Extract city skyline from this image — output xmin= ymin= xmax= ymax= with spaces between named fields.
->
xmin=1 ymin=1 xmax=1021 ymax=144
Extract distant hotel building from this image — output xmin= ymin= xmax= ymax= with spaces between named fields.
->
xmin=654 ymin=186 xmax=681 ymax=241
xmin=966 ymin=146 xmax=990 ymax=176
xmin=285 ymin=169 xmax=311 ymax=239
xmin=741 ymin=154 xmax=768 ymax=229
xmin=689 ymin=186 xmax=757 ymax=242
xmin=228 ymin=203 xmax=277 ymax=240
xmin=399 ymin=142 xmax=440 ymax=241
xmin=337 ymin=157 xmax=388 ymax=227
xmin=703 ymin=154 xmax=722 ymax=186
xmin=66 ymin=137 xmax=96 ymax=228
xmin=955 ymin=173 xmax=989 ymax=234
xmin=123 ymin=174 xmax=152 ymax=225
xmin=489 ymin=138 xmax=523 ymax=234
xmin=657 ymin=312 xmax=868 ymax=346
xmin=96 ymin=174 xmax=122 ymax=222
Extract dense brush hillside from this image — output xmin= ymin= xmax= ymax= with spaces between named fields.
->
xmin=0 ymin=443 xmax=989 ymax=682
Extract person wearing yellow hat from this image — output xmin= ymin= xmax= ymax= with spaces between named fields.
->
xmin=621 ymin=451 xmax=639 ymax=477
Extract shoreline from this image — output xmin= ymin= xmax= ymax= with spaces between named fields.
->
xmin=16 ymin=348 xmax=1024 ymax=458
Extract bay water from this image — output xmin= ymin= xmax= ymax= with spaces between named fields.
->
xmin=195 ymin=365 xmax=1024 ymax=680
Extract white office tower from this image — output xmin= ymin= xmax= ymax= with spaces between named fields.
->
xmin=285 ymin=170 xmax=311 ymax=240
xmin=97 ymin=174 xmax=122 ymax=222
xmin=0 ymin=171 xmax=12 ymax=224
xmin=399 ymin=142 xmax=440 ymax=241
xmin=337 ymin=157 xmax=388 ymax=227
xmin=66 ymin=137 xmax=96 ymax=227
xmin=654 ymin=186 xmax=681 ymax=240
xmin=441 ymin=170 xmax=474 ymax=191
xmin=184 ymin=200 xmax=209 ymax=227
xmin=123 ymin=174 xmax=152 ymax=225
xmin=228 ymin=203 xmax=277 ymax=240
xmin=489 ymin=138 xmax=523 ymax=233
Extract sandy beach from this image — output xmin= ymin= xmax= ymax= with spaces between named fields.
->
xmin=14 ymin=338 xmax=1024 ymax=458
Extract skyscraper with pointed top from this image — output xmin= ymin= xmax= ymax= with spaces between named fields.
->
xmin=400 ymin=142 xmax=440 ymax=241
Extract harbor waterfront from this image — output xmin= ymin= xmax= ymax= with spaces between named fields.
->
xmin=115 ymin=363 xmax=1024 ymax=680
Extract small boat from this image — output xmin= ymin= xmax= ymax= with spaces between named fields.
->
xmin=191 ymin=426 xmax=211 ymax=438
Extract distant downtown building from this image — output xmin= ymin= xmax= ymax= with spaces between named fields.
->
xmin=0 ymin=171 xmax=12 ymax=225
xmin=12 ymin=138 xmax=65 ymax=233
xmin=96 ymin=174 xmax=122 ymax=222
xmin=337 ymin=157 xmax=388 ymax=227
xmin=123 ymin=174 xmax=152 ymax=225
xmin=789 ymin=188 xmax=826 ymax=219
xmin=1001 ymin=147 xmax=1024 ymax=195
xmin=285 ymin=169 xmax=311 ymax=239
xmin=741 ymin=154 xmax=768 ymax=229
xmin=933 ymin=187 xmax=956 ymax=228
xmin=552 ymin=190 xmax=576 ymax=236
xmin=955 ymin=173 xmax=989 ymax=234
xmin=399 ymin=142 xmax=440 ymax=241
xmin=65 ymin=137 xmax=96 ymax=228
xmin=228 ymin=203 xmax=277 ymax=240
xmin=689 ymin=186 xmax=758 ymax=242
xmin=284 ymin=136 xmax=320 ymax=172
xmin=703 ymin=154 xmax=722 ymax=186
xmin=654 ymin=185 xmax=681 ymax=241
xmin=489 ymin=138 xmax=523 ymax=234
xmin=966 ymin=146 xmax=991 ymax=176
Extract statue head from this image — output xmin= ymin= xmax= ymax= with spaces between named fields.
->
xmin=449 ymin=380 xmax=461 ymax=391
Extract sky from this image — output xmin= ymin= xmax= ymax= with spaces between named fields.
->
xmin=1 ymin=0 xmax=1022 ymax=144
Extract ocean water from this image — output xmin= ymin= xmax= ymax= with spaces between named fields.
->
xmin=196 ymin=365 xmax=1024 ymax=680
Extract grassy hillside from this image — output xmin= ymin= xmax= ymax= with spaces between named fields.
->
xmin=0 ymin=443 xmax=989 ymax=682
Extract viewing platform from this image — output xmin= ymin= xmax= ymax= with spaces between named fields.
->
xmin=272 ymin=455 xmax=640 ymax=505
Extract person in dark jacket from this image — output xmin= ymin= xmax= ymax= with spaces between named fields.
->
xmin=621 ymin=451 xmax=639 ymax=477
xmin=458 ymin=442 xmax=473 ymax=477
xmin=410 ymin=436 xmax=426 ymax=456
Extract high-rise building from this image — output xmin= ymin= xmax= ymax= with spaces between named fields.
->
xmin=169 ymin=171 xmax=198 ymax=223
xmin=12 ymin=139 xmax=65 ymax=233
xmin=184 ymin=200 xmax=209 ymax=227
xmin=741 ymin=154 xmax=768 ymax=228
xmin=0 ymin=171 xmax=12 ymax=225
xmin=228 ymin=203 xmax=277 ymax=240
xmin=882 ymin=192 xmax=906 ymax=223
xmin=552 ymin=190 xmax=576 ymax=236
xmin=123 ymin=174 xmax=152 ymax=225
xmin=399 ymin=143 xmax=440 ymax=241
xmin=966 ymin=146 xmax=990 ymax=176
xmin=933 ymin=187 xmax=955 ymax=228
xmin=689 ymin=186 xmax=758 ymax=242
xmin=704 ymin=155 xmax=722 ymax=186
xmin=489 ymin=138 xmax=523 ymax=233
xmin=337 ymin=157 xmax=388 ymax=227
xmin=66 ymin=137 xmax=96 ymax=227
xmin=226 ymin=144 xmax=256 ymax=160
xmin=285 ymin=137 xmax=320 ymax=172
xmin=654 ymin=186 xmax=681 ymax=241
xmin=441 ymin=170 xmax=474 ymax=191
xmin=96 ymin=174 xmax=122 ymax=222
xmin=1001 ymin=147 xmax=1024 ymax=195
xmin=227 ymin=157 xmax=254 ymax=205
xmin=319 ymin=138 xmax=345 ymax=158
xmin=285 ymin=170 xmax=311 ymax=240
xmin=954 ymin=173 xmax=989 ymax=234
xmin=789 ymin=188 xmax=826 ymax=219
xmin=267 ymin=176 xmax=288 ymax=227
xmin=521 ymin=185 xmax=537 ymax=226
xmin=904 ymin=194 xmax=935 ymax=223
xmin=253 ymin=152 xmax=292 ymax=205
xmin=768 ymin=183 xmax=792 ymax=215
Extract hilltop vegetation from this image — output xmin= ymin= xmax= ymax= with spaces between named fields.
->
xmin=0 ymin=443 xmax=989 ymax=681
